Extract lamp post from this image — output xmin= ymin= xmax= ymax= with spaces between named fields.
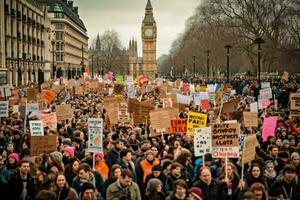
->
xmin=224 ymin=44 xmax=232 ymax=83
xmin=51 ymin=40 xmax=55 ymax=79
xmin=193 ymin=55 xmax=196 ymax=78
xmin=253 ymin=37 xmax=265 ymax=88
xmin=206 ymin=50 xmax=210 ymax=79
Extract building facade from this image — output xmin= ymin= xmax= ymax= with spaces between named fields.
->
xmin=128 ymin=0 xmax=157 ymax=79
xmin=1 ymin=0 xmax=51 ymax=86
xmin=40 ymin=0 xmax=89 ymax=79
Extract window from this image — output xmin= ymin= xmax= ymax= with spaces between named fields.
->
xmin=56 ymin=53 xmax=63 ymax=62
xmin=56 ymin=42 xmax=63 ymax=51
xmin=55 ymin=23 xmax=64 ymax=30
xmin=55 ymin=32 xmax=63 ymax=40
xmin=54 ymin=12 xmax=64 ymax=18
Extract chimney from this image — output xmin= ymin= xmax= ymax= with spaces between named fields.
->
xmin=73 ymin=6 xmax=78 ymax=15
xmin=68 ymin=1 xmax=73 ymax=9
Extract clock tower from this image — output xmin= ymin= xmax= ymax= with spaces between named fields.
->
xmin=141 ymin=0 xmax=157 ymax=79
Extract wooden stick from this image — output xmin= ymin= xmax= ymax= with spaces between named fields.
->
xmin=225 ymin=156 xmax=228 ymax=180
xmin=202 ymin=154 xmax=205 ymax=167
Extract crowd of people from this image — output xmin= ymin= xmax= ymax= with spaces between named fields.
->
xmin=0 ymin=76 xmax=300 ymax=200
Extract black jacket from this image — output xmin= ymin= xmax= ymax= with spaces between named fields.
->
xmin=269 ymin=179 xmax=300 ymax=200
xmin=7 ymin=170 xmax=36 ymax=200
xmin=193 ymin=178 xmax=222 ymax=200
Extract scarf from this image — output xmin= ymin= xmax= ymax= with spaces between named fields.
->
xmin=264 ymin=169 xmax=276 ymax=179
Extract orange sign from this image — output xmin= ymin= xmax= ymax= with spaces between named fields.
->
xmin=42 ymin=90 xmax=56 ymax=104
xmin=169 ymin=118 xmax=187 ymax=134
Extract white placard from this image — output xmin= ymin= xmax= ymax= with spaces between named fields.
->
xmin=0 ymin=85 xmax=11 ymax=97
xmin=207 ymin=84 xmax=215 ymax=93
xmin=176 ymin=94 xmax=191 ymax=105
xmin=261 ymin=82 xmax=271 ymax=89
xmin=13 ymin=105 xmax=19 ymax=114
xmin=108 ymin=88 xmax=114 ymax=96
xmin=212 ymin=147 xmax=240 ymax=158
xmin=27 ymin=103 xmax=39 ymax=113
xmin=0 ymin=101 xmax=9 ymax=117
xmin=250 ymin=102 xmax=258 ymax=112
xmin=259 ymin=88 xmax=272 ymax=99
xmin=29 ymin=120 xmax=44 ymax=136
xmin=87 ymin=118 xmax=103 ymax=152
xmin=194 ymin=127 xmax=212 ymax=157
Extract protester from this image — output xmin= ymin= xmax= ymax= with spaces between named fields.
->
xmin=145 ymin=178 xmax=165 ymax=200
xmin=51 ymin=173 xmax=78 ymax=200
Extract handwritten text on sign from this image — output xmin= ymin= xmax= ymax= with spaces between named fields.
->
xmin=187 ymin=112 xmax=207 ymax=128
xmin=212 ymin=123 xmax=239 ymax=147
xmin=169 ymin=118 xmax=187 ymax=134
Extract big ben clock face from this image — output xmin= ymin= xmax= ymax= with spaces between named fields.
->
xmin=145 ymin=28 xmax=153 ymax=37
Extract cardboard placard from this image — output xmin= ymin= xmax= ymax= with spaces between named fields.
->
xmin=150 ymin=108 xmax=179 ymax=131
xmin=169 ymin=118 xmax=187 ymax=134
xmin=30 ymin=135 xmax=57 ymax=156
xmin=0 ymin=101 xmax=9 ymax=117
xmin=162 ymin=98 xmax=173 ymax=108
xmin=222 ymin=98 xmax=241 ymax=113
xmin=75 ymin=86 xmax=84 ymax=95
xmin=29 ymin=120 xmax=44 ymax=136
xmin=194 ymin=127 xmax=212 ymax=156
xmin=42 ymin=90 xmax=56 ymax=104
xmin=282 ymin=71 xmax=289 ymax=81
xmin=56 ymin=104 xmax=73 ymax=121
xmin=212 ymin=123 xmax=239 ymax=147
xmin=41 ymin=112 xmax=57 ymax=128
xmin=27 ymin=88 xmax=39 ymax=101
xmin=290 ymin=93 xmax=300 ymax=110
xmin=118 ymin=102 xmax=130 ymax=121
xmin=243 ymin=112 xmax=258 ymax=127
xmin=176 ymin=94 xmax=191 ymax=105
xmin=87 ymin=118 xmax=103 ymax=152
xmin=242 ymin=134 xmax=258 ymax=164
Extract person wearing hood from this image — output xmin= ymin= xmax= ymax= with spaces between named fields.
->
xmin=264 ymin=160 xmax=277 ymax=189
xmin=145 ymin=178 xmax=165 ymax=200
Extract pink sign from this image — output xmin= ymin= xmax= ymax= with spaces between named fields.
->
xmin=262 ymin=99 xmax=270 ymax=109
xmin=107 ymin=71 xmax=113 ymax=80
xmin=183 ymin=83 xmax=189 ymax=90
xmin=262 ymin=116 xmax=278 ymax=141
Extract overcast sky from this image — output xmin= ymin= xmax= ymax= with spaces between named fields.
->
xmin=75 ymin=0 xmax=200 ymax=57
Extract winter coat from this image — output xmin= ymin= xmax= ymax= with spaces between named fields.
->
xmin=105 ymin=148 xmax=120 ymax=168
xmin=193 ymin=178 xmax=221 ymax=200
xmin=106 ymin=180 xmax=141 ymax=200
xmin=269 ymin=179 xmax=300 ymax=200
xmin=55 ymin=186 xmax=78 ymax=200
xmin=71 ymin=171 xmax=103 ymax=195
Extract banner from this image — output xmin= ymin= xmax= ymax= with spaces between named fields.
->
xmin=0 ymin=101 xmax=9 ymax=117
xmin=29 ymin=120 xmax=44 ymax=136
xmin=194 ymin=127 xmax=212 ymax=157
xmin=87 ymin=118 xmax=103 ymax=152
xmin=243 ymin=112 xmax=258 ymax=127
xmin=262 ymin=116 xmax=278 ymax=141
xmin=242 ymin=134 xmax=258 ymax=164
xmin=30 ymin=135 xmax=57 ymax=156
xmin=41 ymin=112 xmax=57 ymax=128
xmin=56 ymin=104 xmax=73 ymax=121
xmin=169 ymin=118 xmax=187 ymax=134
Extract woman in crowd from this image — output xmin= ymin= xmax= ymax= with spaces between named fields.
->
xmin=145 ymin=178 xmax=165 ymax=200
xmin=166 ymin=179 xmax=188 ymax=200
xmin=64 ymin=157 xmax=80 ymax=185
xmin=52 ymin=173 xmax=78 ymax=200
xmin=242 ymin=163 xmax=268 ymax=191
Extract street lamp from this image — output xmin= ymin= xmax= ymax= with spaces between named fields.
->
xmin=253 ymin=37 xmax=265 ymax=88
xmin=51 ymin=40 xmax=55 ymax=79
xmin=206 ymin=50 xmax=210 ymax=79
xmin=193 ymin=55 xmax=196 ymax=78
xmin=224 ymin=44 xmax=232 ymax=83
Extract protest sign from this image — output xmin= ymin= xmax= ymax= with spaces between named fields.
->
xmin=0 ymin=101 xmax=9 ymax=117
xmin=250 ymin=102 xmax=258 ymax=112
xmin=29 ymin=120 xmax=44 ymax=136
xmin=162 ymin=98 xmax=173 ymax=108
xmin=75 ymin=86 xmax=84 ymax=95
xmin=282 ymin=71 xmax=289 ymax=81
xmin=261 ymin=82 xmax=271 ymax=89
xmin=150 ymin=108 xmax=179 ymax=132
xmin=222 ymin=98 xmax=240 ymax=113
xmin=258 ymin=96 xmax=270 ymax=109
xmin=42 ymin=90 xmax=56 ymax=104
xmin=13 ymin=105 xmax=19 ymax=114
xmin=200 ymin=99 xmax=210 ymax=110
xmin=176 ymin=94 xmax=191 ymax=105
xmin=212 ymin=147 xmax=239 ymax=158
xmin=243 ymin=112 xmax=258 ymax=127
xmin=262 ymin=116 xmax=278 ymax=141
xmin=56 ymin=104 xmax=73 ymax=121
xmin=259 ymin=88 xmax=272 ymax=99
xmin=290 ymin=93 xmax=300 ymax=110
xmin=30 ymin=135 xmax=57 ymax=156
xmin=118 ymin=102 xmax=130 ymax=121
xmin=194 ymin=127 xmax=212 ymax=157
xmin=9 ymin=98 xmax=19 ymax=106
xmin=0 ymin=84 xmax=11 ymax=98
xmin=187 ymin=112 xmax=207 ymax=135
xmin=169 ymin=118 xmax=187 ymax=134
xmin=27 ymin=88 xmax=39 ymax=101
xmin=41 ymin=112 xmax=57 ymax=128
xmin=212 ymin=123 xmax=239 ymax=147
xmin=207 ymin=84 xmax=215 ymax=93
xmin=242 ymin=134 xmax=258 ymax=164
xmin=87 ymin=118 xmax=103 ymax=152
xmin=27 ymin=103 xmax=39 ymax=114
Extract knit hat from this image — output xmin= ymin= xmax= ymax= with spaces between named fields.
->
xmin=49 ymin=151 xmax=63 ymax=164
xmin=264 ymin=160 xmax=274 ymax=167
xmin=80 ymin=182 xmax=95 ymax=193
xmin=291 ymin=152 xmax=299 ymax=160
xmin=64 ymin=146 xmax=75 ymax=156
xmin=283 ymin=140 xmax=289 ymax=145
xmin=62 ymin=139 xmax=72 ymax=146
xmin=8 ymin=153 xmax=19 ymax=162
xmin=188 ymin=187 xmax=204 ymax=199
xmin=152 ymin=164 xmax=161 ymax=172
xmin=95 ymin=151 xmax=104 ymax=159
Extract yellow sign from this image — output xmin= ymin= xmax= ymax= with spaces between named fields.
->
xmin=187 ymin=111 xmax=207 ymax=135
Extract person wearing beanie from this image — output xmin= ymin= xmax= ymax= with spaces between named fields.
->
xmin=264 ymin=160 xmax=277 ymax=188
xmin=188 ymin=187 xmax=204 ymax=200
xmin=145 ymin=164 xmax=167 ymax=192
xmin=49 ymin=151 xmax=64 ymax=173
xmin=79 ymin=182 xmax=97 ymax=200
xmin=63 ymin=146 xmax=75 ymax=166
xmin=95 ymin=151 xmax=109 ymax=181
xmin=145 ymin=178 xmax=165 ymax=200
xmin=7 ymin=152 xmax=19 ymax=174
